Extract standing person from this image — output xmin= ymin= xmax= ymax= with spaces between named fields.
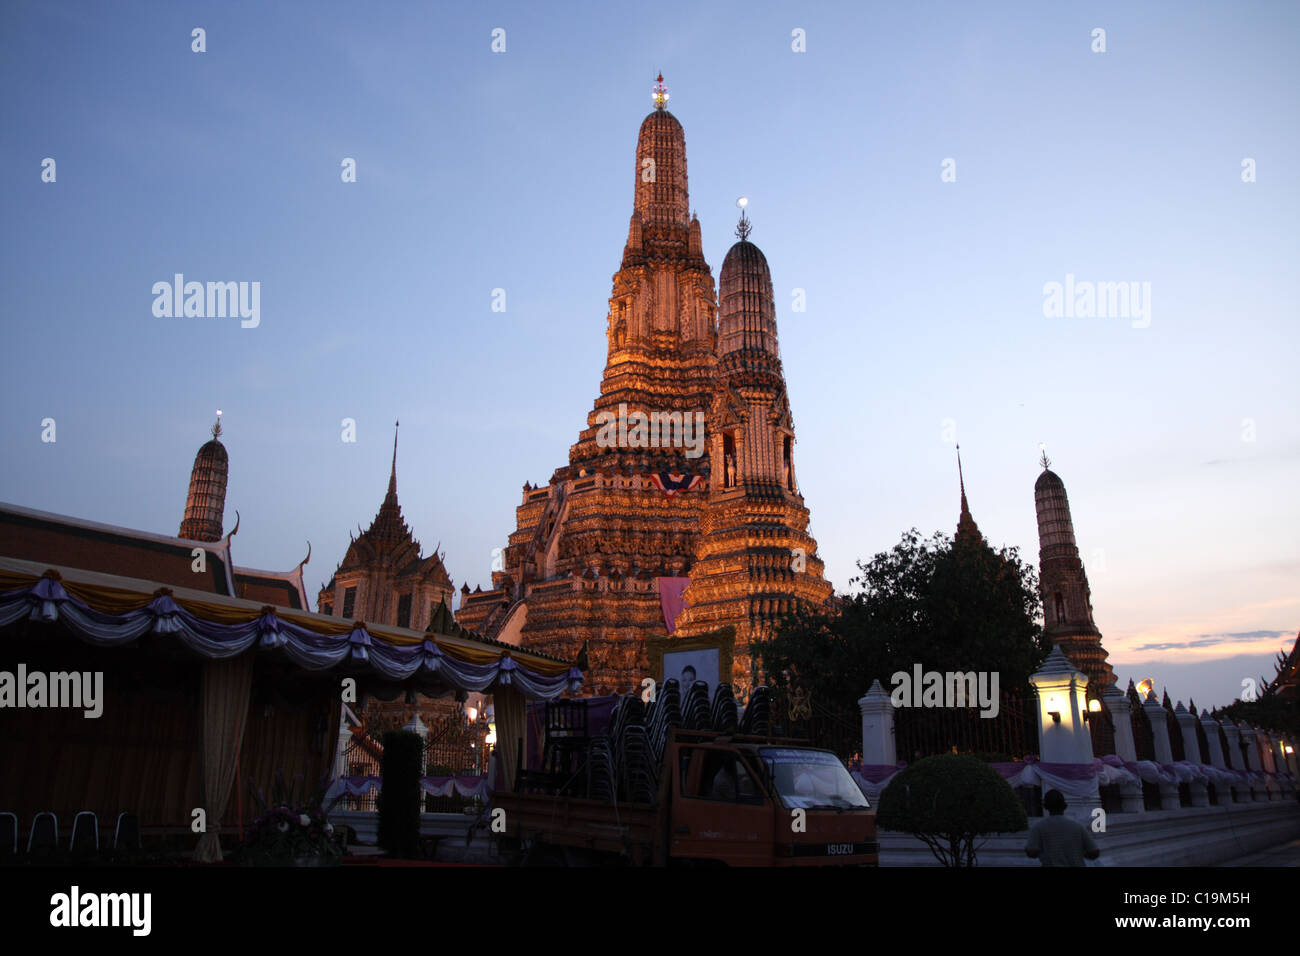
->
xmin=1025 ymin=789 xmax=1100 ymax=866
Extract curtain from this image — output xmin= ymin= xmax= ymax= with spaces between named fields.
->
xmin=194 ymin=653 xmax=255 ymax=862
xmin=493 ymin=685 xmax=526 ymax=793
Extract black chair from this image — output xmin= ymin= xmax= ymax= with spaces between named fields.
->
xmin=27 ymin=812 xmax=58 ymax=860
xmin=70 ymin=811 xmax=98 ymax=859
xmin=0 ymin=812 xmax=17 ymax=861
xmin=113 ymin=812 xmax=141 ymax=857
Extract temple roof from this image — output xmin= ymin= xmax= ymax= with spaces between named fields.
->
xmin=331 ymin=424 xmax=451 ymax=586
xmin=0 ymin=500 xmax=309 ymax=609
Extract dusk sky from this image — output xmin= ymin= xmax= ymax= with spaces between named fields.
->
xmin=2 ymin=1 xmax=1296 ymax=710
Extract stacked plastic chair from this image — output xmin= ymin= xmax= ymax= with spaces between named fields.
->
xmin=618 ymin=719 xmax=657 ymax=804
xmin=681 ymin=681 xmax=711 ymax=730
xmin=647 ymin=679 xmax=683 ymax=765
xmin=709 ymin=683 xmax=739 ymax=735
xmin=739 ymin=685 xmax=772 ymax=737
xmin=586 ymin=737 xmax=617 ymax=803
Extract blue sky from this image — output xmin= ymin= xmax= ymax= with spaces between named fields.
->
xmin=1 ymin=1 xmax=1296 ymax=709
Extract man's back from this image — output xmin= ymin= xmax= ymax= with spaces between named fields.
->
xmin=1025 ymin=814 xmax=1099 ymax=866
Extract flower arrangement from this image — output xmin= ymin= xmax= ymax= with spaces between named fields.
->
xmin=237 ymin=771 xmax=344 ymax=866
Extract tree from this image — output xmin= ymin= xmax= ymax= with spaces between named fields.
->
xmin=759 ymin=528 xmax=1047 ymax=716
xmin=876 ymin=754 xmax=1028 ymax=866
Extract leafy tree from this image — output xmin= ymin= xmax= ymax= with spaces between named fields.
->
xmin=876 ymin=754 xmax=1028 ymax=866
xmin=759 ymin=528 xmax=1047 ymax=715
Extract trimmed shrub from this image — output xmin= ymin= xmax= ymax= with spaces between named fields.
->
xmin=877 ymin=753 xmax=1027 ymax=866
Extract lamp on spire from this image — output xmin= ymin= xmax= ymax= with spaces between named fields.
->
xmin=735 ymin=195 xmax=751 ymax=241
xmin=652 ymin=73 xmax=669 ymax=110
xmin=212 ymin=409 xmax=223 ymax=440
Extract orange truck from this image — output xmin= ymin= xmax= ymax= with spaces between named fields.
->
xmin=495 ymin=727 xmax=878 ymax=867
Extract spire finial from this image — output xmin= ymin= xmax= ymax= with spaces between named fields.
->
xmin=957 ymin=443 xmax=967 ymax=502
xmin=652 ymin=73 xmax=669 ymax=110
xmin=388 ymin=420 xmax=400 ymax=498
xmin=1038 ymin=441 xmax=1051 ymax=470
xmin=735 ymin=195 xmax=751 ymax=241
xmin=212 ymin=409 xmax=223 ymax=440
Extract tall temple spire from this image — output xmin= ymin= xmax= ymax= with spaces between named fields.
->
xmin=388 ymin=420 xmax=399 ymax=499
xmin=674 ymin=220 xmax=830 ymax=691
xmin=633 ymin=74 xmax=689 ymax=229
xmin=1035 ymin=456 xmax=1115 ymax=692
xmin=717 ymin=205 xmax=779 ymax=360
xmin=179 ymin=412 xmax=229 ymax=542
xmin=955 ymin=443 xmax=981 ymax=543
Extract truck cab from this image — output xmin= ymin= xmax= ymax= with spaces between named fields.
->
xmin=661 ymin=734 xmax=878 ymax=866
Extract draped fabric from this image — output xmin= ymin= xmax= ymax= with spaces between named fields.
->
xmin=494 ymin=685 xmax=526 ymax=792
xmin=658 ymin=577 xmax=691 ymax=634
xmin=0 ymin=573 xmax=582 ymax=698
xmin=194 ymin=654 xmax=254 ymax=862
xmin=852 ymin=755 xmax=1273 ymax=806
xmin=325 ymin=776 xmax=491 ymax=799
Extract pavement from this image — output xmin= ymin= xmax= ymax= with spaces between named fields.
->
xmin=1217 ymin=838 xmax=1300 ymax=866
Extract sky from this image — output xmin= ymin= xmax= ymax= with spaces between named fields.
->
xmin=1 ymin=1 xmax=1296 ymax=711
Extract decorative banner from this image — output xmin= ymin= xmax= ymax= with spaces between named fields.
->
xmin=658 ymin=577 xmax=691 ymax=633
xmin=649 ymin=473 xmax=703 ymax=498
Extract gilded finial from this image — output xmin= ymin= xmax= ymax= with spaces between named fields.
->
xmin=735 ymin=195 xmax=751 ymax=241
xmin=652 ymin=73 xmax=669 ymax=110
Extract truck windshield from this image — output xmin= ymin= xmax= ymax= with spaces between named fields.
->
xmin=759 ymin=748 xmax=871 ymax=810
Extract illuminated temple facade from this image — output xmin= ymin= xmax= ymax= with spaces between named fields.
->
xmin=456 ymin=78 xmax=832 ymax=695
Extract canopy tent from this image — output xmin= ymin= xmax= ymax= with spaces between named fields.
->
xmin=0 ymin=554 xmax=581 ymax=860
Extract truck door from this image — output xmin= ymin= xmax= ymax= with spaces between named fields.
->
xmin=671 ymin=746 xmax=775 ymax=866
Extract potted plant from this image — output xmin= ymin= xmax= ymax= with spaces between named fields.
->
xmin=237 ymin=772 xmax=344 ymax=867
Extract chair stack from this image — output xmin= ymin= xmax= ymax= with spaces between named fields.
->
xmin=681 ymin=681 xmax=711 ymax=730
xmin=710 ymin=683 xmax=739 ymax=735
xmin=738 ymin=685 xmax=772 ymax=737
xmin=646 ymin=678 xmax=683 ymax=766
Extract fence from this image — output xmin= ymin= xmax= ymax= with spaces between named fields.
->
xmin=893 ymin=690 xmax=1039 ymax=762
xmin=337 ymin=716 xmax=490 ymax=813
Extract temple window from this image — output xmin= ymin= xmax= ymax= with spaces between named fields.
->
xmin=342 ymin=586 xmax=356 ymax=618
xmin=397 ymin=592 xmax=412 ymax=628
xmin=1054 ymin=592 xmax=1066 ymax=623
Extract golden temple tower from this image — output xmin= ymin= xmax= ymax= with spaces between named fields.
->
xmin=459 ymin=78 xmax=831 ymax=695
xmin=670 ymin=209 xmax=833 ymax=693
xmin=457 ymin=76 xmax=718 ymax=694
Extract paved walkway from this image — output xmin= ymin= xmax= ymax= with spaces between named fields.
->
xmin=1218 ymin=838 xmax=1300 ymax=866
